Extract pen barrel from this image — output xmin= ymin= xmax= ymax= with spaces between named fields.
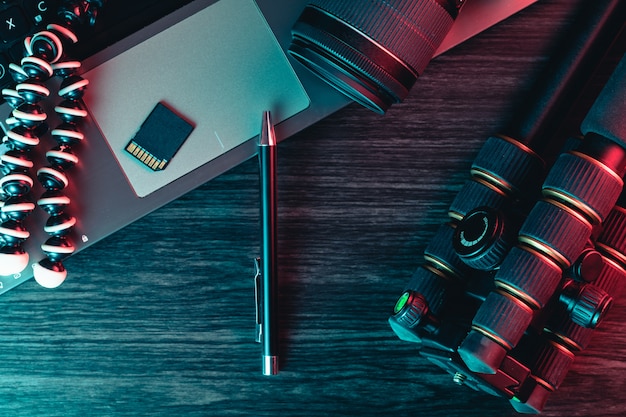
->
xmin=259 ymin=143 xmax=279 ymax=360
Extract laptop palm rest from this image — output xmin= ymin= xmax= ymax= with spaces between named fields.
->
xmin=84 ymin=0 xmax=310 ymax=197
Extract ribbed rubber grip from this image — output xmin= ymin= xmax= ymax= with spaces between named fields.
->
xmin=424 ymin=223 xmax=471 ymax=279
xmin=448 ymin=177 xmax=508 ymax=221
xmin=530 ymin=340 xmax=574 ymax=390
xmin=592 ymin=253 xmax=626 ymax=297
xmin=518 ymin=200 xmax=592 ymax=268
xmin=547 ymin=304 xmax=594 ymax=351
xmin=471 ymin=291 xmax=534 ymax=349
xmin=597 ymin=206 xmax=626 ymax=265
xmin=471 ymin=136 xmax=545 ymax=196
xmin=404 ymin=265 xmax=450 ymax=316
xmin=543 ymin=151 xmax=623 ymax=223
xmin=458 ymin=291 xmax=534 ymax=374
xmin=494 ymin=246 xmax=562 ymax=309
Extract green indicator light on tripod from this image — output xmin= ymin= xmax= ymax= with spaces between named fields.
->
xmin=394 ymin=292 xmax=410 ymax=315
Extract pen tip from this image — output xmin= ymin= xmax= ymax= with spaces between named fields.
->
xmin=261 ymin=111 xmax=276 ymax=146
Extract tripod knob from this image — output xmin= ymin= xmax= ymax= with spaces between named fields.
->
xmin=392 ymin=290 xmax=430 ymax=329
xmin=389 ymin=289 xmax=439 ymax=343
xmin=453 ymin=207 xmax=514 ymax=270
xmin=560 ymin=279 xmax=613 ymax=329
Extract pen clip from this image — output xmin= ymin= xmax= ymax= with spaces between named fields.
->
xmin=254 ymin=257 xmax=263 ymax=344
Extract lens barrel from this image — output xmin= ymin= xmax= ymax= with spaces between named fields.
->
xmin=289 ymin=0 xmax=462 ymax=114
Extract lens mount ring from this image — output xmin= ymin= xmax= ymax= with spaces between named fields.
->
xmin=298 ymin=5 xmax=419 ymax=80
xmin=290 ymin=32 xmax=398 ymax=113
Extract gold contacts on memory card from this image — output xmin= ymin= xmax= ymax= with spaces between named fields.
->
xmin=125 ymin=102 xmax=194 ymax=171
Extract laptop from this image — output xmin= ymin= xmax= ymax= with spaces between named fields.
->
xmin=0 ymin=0 xmax=538 ymax=294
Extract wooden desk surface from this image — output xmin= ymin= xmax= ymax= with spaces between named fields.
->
xmin=2 ymin=1 xmax=625 ymax=416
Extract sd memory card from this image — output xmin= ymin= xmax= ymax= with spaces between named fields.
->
xmin=125 ymin=103 xmax=194 ymax=171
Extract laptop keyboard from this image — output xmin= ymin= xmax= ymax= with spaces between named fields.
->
xmin=0 ymin=0 xmax=58 ymax=88
xmin=0 ymin=0 xmax=195 ymax=94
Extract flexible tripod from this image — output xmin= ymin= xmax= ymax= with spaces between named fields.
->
xmin=0 ymin=1 xmax=106 ymax=287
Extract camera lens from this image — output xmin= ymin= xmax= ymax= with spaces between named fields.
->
xmin=289 ymin=0 xmax=463 ymax=114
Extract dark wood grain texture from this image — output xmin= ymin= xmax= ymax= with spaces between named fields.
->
xmin=1 ymin=1 xmax=625 ymax=416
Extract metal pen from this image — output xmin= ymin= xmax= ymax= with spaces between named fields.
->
xmin=256 ymin=110 xmax=279 ymax=375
